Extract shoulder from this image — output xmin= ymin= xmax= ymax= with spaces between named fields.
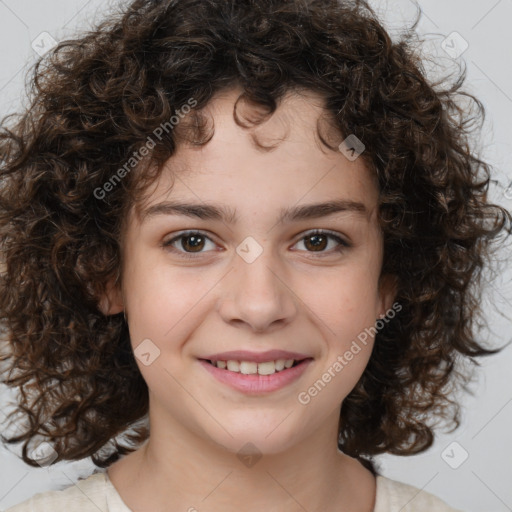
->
xmin=374 ymin=475 xmax=463 ymax=512
xmin=5 ymin=472 xmax=110 ymax=512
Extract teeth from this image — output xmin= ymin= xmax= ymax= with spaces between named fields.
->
xmin=226 ymin=360 xmax=240 ymax=372
xmin=240 ymin=361 xmax=258 ymax=374
xmin=257 ymin=361 xmax=276 ymax=375
xmin=275 ymin=359 xmax=285 ymax=371
xmin=211 ymin=358 xmax=300 ymax=375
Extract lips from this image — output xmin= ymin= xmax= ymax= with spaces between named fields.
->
xmin=198 ymin=349 xmax=313 ymax=394
xmin=199 ymin=358 xmax=312 ymax=394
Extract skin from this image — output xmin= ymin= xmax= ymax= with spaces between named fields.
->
xmin=102 ymin=86 xmax=396 ymax=512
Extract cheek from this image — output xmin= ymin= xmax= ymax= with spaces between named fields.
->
xmin=303 ymin=264 xmax=381 ymax=339
xmin=124 ymin=264 xmax=221 ymax=388
xmin=124 ymin=258 xmax=205 ymax=336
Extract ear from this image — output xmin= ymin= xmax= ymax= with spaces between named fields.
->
xmin=377 ymin=273 xmax=398 ymax=318
xmin=98 ymin=277 xmax=124 ymax=316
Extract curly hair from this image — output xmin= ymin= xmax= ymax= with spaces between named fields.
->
xmin=0 ymin=0 xmax=511 ymax=473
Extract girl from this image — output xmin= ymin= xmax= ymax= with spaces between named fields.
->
xmin=1 ymin=0 xmax=510 ymax=511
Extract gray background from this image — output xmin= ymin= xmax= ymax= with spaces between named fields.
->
xmin=0 ymin=1 xmax=511 ymax=511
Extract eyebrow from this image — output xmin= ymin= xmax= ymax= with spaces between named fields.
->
xmin=140 ymin=199 xmax=369 ymax=225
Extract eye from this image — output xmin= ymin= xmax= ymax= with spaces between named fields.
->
xmin=163 ymin=230 xmax=217 ymax=258
xmin=292 ymin=229 xmax=350 ymax=256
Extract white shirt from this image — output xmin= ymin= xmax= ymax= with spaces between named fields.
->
xmin=5 ymin=470 xmax=462 ymax=511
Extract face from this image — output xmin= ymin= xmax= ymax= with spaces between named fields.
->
xmin=104 ymin=87 xmax=396 ymax=456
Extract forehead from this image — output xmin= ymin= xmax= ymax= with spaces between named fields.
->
xmin=131 ymin=87 xmax=379 ymax=226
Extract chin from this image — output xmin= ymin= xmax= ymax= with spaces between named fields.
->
xmin=199 ymin=414 xmax=304 ymax=458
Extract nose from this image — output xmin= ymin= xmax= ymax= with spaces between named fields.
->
xmin=218 ymin=245 xmax=298 ymax=334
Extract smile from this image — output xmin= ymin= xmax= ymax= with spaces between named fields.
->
xmin=208 ymin=358 xmax=300 ymax=375
xmin=198 ymin=357 xmax=313 ymax=394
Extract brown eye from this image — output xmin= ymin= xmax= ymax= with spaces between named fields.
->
xmin=180 ymin=233 xmax=206 ymax=252
xmin=293 ymin=230 xmax=350 ymax=256
xmin=303 ymin=233 xmax=329 ymax=252
xmin=163 ymin=231 xmax=217 ymax=258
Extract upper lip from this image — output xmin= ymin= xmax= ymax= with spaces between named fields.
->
xmin=200 ymin=350 xmax=312 ymax=363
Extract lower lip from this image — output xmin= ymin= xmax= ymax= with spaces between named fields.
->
xmin=199 ymin=359 xmax=313 ymax=394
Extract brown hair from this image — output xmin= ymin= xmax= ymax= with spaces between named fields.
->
xmin=0 ymin=0 xmax=510 ymax=473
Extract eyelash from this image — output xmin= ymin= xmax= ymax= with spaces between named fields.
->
xmin=162 ymin=229 xmax=351 ymax=259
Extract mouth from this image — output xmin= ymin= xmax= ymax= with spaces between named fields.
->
xmin=200 ymin=357 xmax=309 ymax=375
xmin=198 ymin=356 xmax=314 ymax=394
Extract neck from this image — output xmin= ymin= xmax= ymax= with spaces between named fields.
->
xmin=107 ymin=407 xmax=376 ymax=512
